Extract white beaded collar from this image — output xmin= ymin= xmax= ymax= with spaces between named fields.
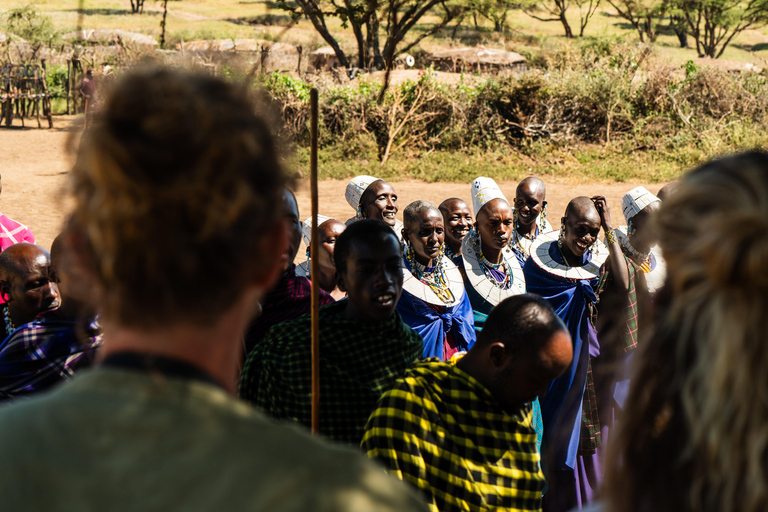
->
xmin=615 ymin=226 xmax=666 ymax=293
xmin=461 ymin=231 xmax=526 ymax=306
xmin=402 ymin=255 xmax=465 ymax=307
xmin=529 ymin=231 xmax=608 ymax=280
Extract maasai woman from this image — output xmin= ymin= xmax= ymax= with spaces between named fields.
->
xmin=461 ymin=177 xmax=526 ymax=333
xmin=396 ymin=200 xmax=475 ymax=361
xmin=345 ymin=175 xmax=403 ymax=239
xmin=509 ymin=177 xmax=553 ymax=266
xmin=438 ymin=198 xmax=473 ymax=267
xmin=616 ymin=187 xmax=665 ymax=294
xmin=296 ymin=215 xmax=347 ymax=301
xmin=524 ymin=196 xmax=625 ymax=512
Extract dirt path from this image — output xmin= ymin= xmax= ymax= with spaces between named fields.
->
xmin=1 ymin=115 xmax=668 ymax=252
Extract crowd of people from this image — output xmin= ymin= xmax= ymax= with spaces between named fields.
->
xmin=0 ymin=66 xmax=763 ymax=512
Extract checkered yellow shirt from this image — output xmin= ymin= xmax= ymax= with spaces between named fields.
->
xmin=362 ymin=359 xmax=544 ymax=512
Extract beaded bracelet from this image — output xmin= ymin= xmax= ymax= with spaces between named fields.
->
xmin=605 ymin=228 xmax=618 ymax=245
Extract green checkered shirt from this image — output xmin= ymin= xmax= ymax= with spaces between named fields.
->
xmin=238 ymin=301 xmax=424 ymax=446
xmin=362 ymin=359 xmax=544 ymax=512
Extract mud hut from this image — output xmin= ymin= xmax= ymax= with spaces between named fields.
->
xmin=428 ymin=47 xmax=527 ymax=74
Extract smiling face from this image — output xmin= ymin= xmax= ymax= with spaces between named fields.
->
xmin=337 ymin=233 xmax=403 ymax=323
xmin=404 ymin=209 xmax=445 ymax=266
xmin=476 ymin=198 xmax=514 ymax=252
xmin=514 ymin=180 xmax=546 ymax=229
xmin=562 ymin=206 xmax=601 ymax=259
xmin=440 ymin=199 xmax=473 ymax=251
xmin=361 ymin=181 xmax=398 ymax=227
xmin=317 ymin=220 xmax=346 ymax=271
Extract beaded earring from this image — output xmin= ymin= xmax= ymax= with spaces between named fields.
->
xmin=628 ymin=220 xmax=635 ymax=237
xmin=557 ymin=218 xmax=566 ymax=248
xmin=3 ymin=306 xmax=14 ymax=336
xmin=541 ymin=203 xmax=547 ymax=223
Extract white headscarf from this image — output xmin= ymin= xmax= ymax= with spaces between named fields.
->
xmin=301 ymin=215 xmax=332 ymax=247
xmin=471 ymin=177 xmax=507 ymax=217
xmin=345 ymin=175 xmax=380 ymax=212
xmin=622 ymin=186 xmax=661 ymax=223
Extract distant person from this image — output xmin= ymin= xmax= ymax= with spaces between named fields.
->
xmin=242 ymin=189 xmax=332 ymax=353
xmin=461 ymin=177 xmax=526 ymax=333
xmin=240 ymin=220 xmax=423 ymax=446
xmin=296 ymin=215 xmax=346 ymax=301
xmin=438 ymin=197 xmax=473 ymax=266
xmin=0 ymin=234 xmax=101 ymax=400
xmin=602 ymin=152 xmax=768 ymax=512
xmin=397 ymin=200 xmax=475 ymax=360
xmin=0 ymin=67 xmax=428 ymax=512
xmin=363 ymin=294 xmax=573 ymax=512
xmin=510 ymin=177 xmax=553 ymax=265
xmin=0 ymin=243 xmax=60 ymax=338
xmin=345 ymin=175 xmax=403 ymax=238
xmin=78 ymin=69 xmax=98 ymax=128
xmin=0 ymin=173 xmax=35 ymax=253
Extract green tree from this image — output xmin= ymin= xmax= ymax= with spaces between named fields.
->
xmin=4 ymin=6 xmax=59 ymax=58
xmin=276 ymin=0 xmax=465 ymax=69
xmin=675 ymin=0 xmax=768 ymax=58
xmin=468 ymin=0 xmax=521 ymax=32
xmin=607 ymin=0 xmax=670 ymax=42
xmin=522 ymin=0 xmax=602 ymax=38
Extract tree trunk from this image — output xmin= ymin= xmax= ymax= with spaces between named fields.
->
xmin=368 ymin=12 xmax=384 ymax=70
xmin=560 ymin=12 xmax=574 ymax=38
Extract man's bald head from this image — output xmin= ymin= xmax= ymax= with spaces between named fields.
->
xmin=0 ymin=244 xmax=50 ymax=278
xmin=438 ymin=198 xmax=467 ymax=215
xmin=564 ymin=196 xmax=600 ymax=223
xmin=0 ymin=243 xmax=61 ymax=326
xmin=516 ymin=177 xmax=546 ymax=198
xmin=656 ymin=181 xmax=679 ymax=201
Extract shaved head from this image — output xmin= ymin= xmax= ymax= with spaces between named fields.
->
xmin=656 ymin=182 xmax=679 ymax=201
xmin=517 ymin=177 xmax=546 ymax=197
xmin=0 ymin=243 xmax=61 ymax=326
xmin=0 ymin=243 xmax=50 ymax=278
xmin=564 ymin=196 xmax=600 ymax=222
xmin=438 ymin=198 xmax=468 ymax=215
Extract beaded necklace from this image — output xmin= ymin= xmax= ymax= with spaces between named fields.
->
xmin=510 ymin=211 xmax=540 ymax=259
xmin=620 ymin=236 xmax=652 ymax=270
xmin=470 ymin=231 xmax=512 ymax=290
xmin=404 ymin=244 xmax=455 ymax=304
xmin=3 ymin=305 xmax=15 ymax=336
xmin=444 ymin=244 xmax=459 ymax=262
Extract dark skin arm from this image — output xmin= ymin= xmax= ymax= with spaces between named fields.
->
xmin=592 ymin=196 xmax=629 ymax=293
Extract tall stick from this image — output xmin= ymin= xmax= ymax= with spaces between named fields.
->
xmin=310 ymin=87 xmax=321 ymax=435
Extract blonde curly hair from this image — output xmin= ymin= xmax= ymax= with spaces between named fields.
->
xmin=68 ymin=66 xmax=287 ymax=328
xmin=604 ymin=151 xmax=768 ymax=512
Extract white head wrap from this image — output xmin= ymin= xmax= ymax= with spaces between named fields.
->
xmin=622 ymin=186 xmax=661 ymax=223
xmin=345 ymin=175 xmax=380 ymax=211
xmin=301 ymin=215 xmax=332 ymax=247
xmin=471 ymin=177 xmax=507 ymax=217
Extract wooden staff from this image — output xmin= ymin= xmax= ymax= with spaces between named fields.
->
xmin=310 ymin=87 xmax=320 ymax=434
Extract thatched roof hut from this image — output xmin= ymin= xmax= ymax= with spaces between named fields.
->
xmin=428 ymin=46 xmax=527 ymax=74
xmin=176 ymin=39 xmax=300 ymax=72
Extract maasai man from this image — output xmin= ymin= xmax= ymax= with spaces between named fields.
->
xmin=0 ymin=234 xmax=101 ymax=400
xmin=461 ymin=177 xmax=526 ymax=333
xmin=397 ymin=200 xmax=475 ymax=361
xmin=242 ymin=189 xmax=332 ymax=353
xmin=510 ymin=177 xmax=553 ymax=266
xmin=0 ymin=244 xmax=61 ymax=338
xmin=296 ymin=215 xmax=346 ymax=301
xmin=239 ymin=220 xmax=423 ymax=446
xmin=438 ymin=198 xmax=473 ymax=267
xmin=345 ymin=175 xmax=403 ymax=238
xmin=363 ymin=294 xmax=573 ymax=512
xmin=0 ymin=174 xmax=35 ymax=254
xmin=524 ymin=196 xmax=625 ymax=512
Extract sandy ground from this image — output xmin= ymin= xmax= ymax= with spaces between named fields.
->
xmin=1 ymin=115 xmax=667 ymax=253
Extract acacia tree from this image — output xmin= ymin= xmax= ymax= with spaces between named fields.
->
xmin=607 ymin=0 xmax=670 ymax=42
xmin=5 ymin=6 xmax=58 ymax=58
xmin=130 ymin=0 xmax=146 ymax=14
xmin=675 ymin=0 xmax=768 ymax=58
xmin=522 ymin=0 xmax=602 ymax=38
xmin=468 ymin=0 xmax=521 ymax=32
xmin=277 ymin=0 xmax=465 ymax=69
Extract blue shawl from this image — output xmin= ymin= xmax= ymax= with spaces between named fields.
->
xmin=396 ymin=288 xmax=476 ymax=361
xmin=523 ymin=242 xmax=599 ymax=471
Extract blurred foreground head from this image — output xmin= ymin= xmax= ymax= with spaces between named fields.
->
xmin=605 ymin=151 xmax=768 ymax=512
xmin=69 ymin=66 xmax=287 ymax=328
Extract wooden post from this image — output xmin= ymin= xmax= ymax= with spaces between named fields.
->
xmin=310 ymin=87 xmax=320 ymax=435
